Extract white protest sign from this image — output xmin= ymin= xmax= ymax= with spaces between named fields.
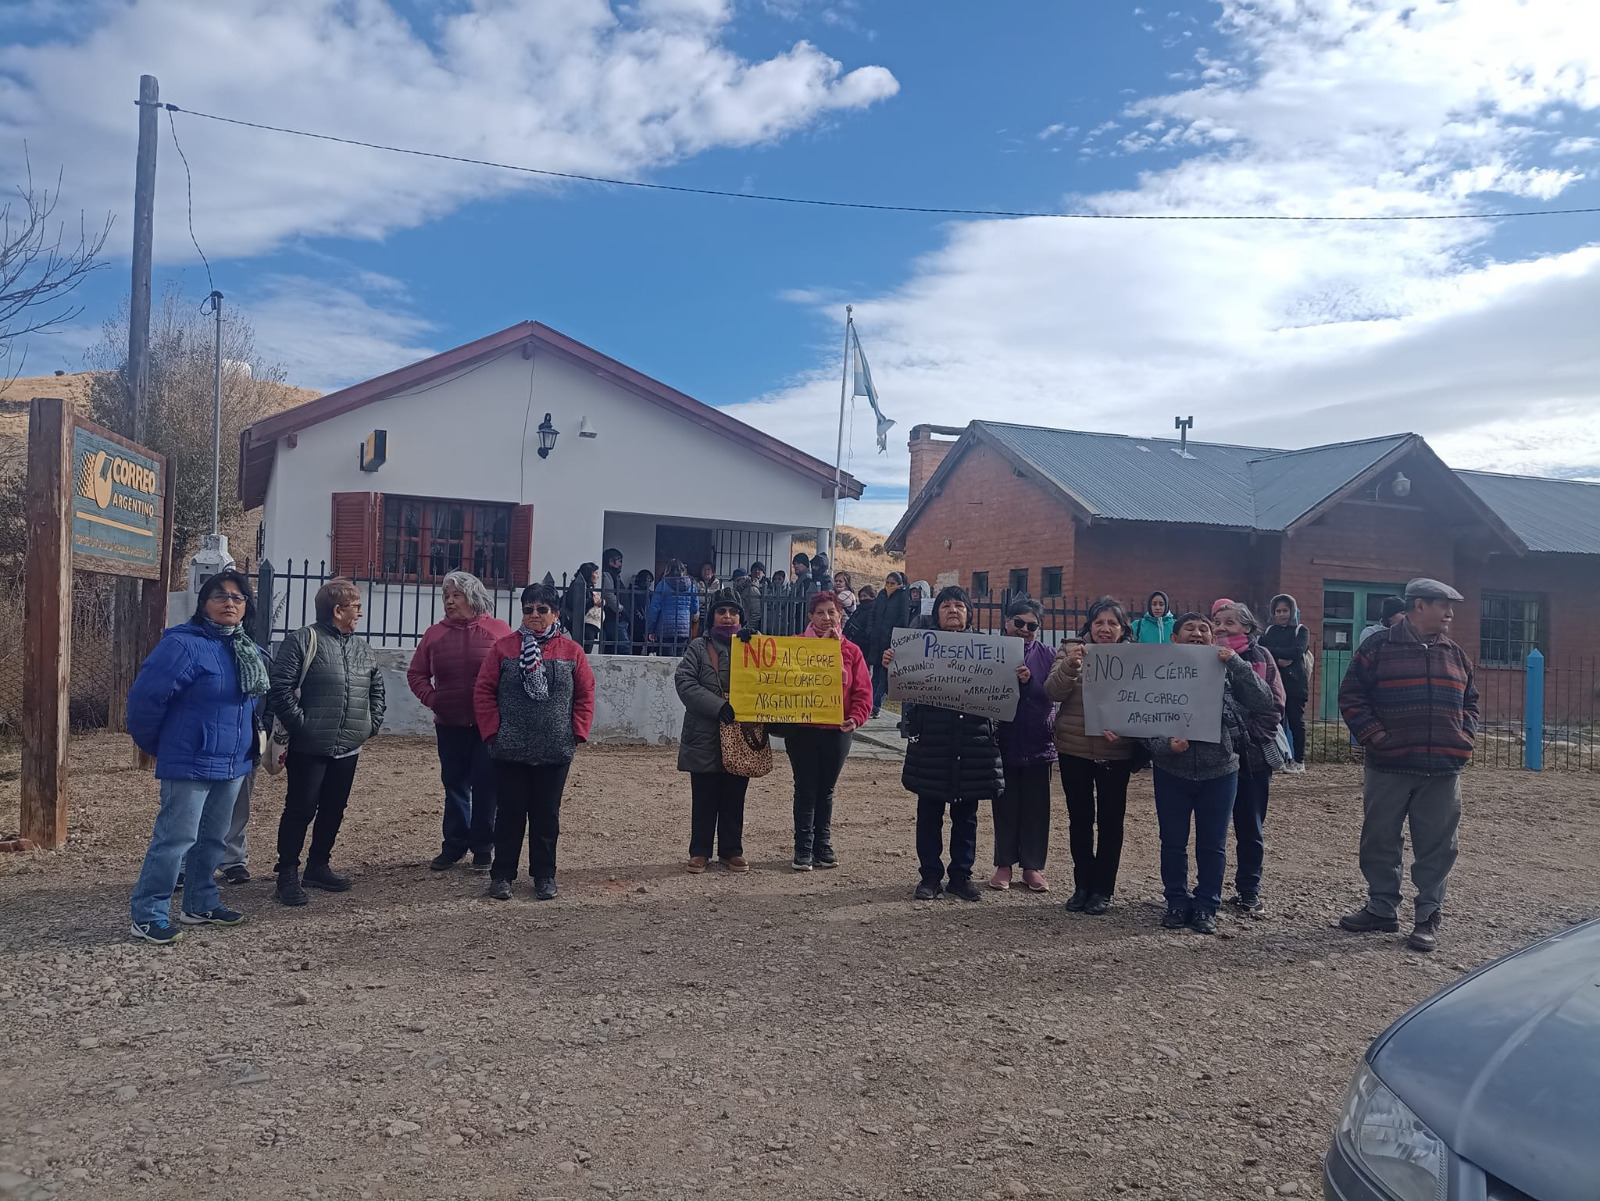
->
xmin=1081 ymin=642 xmax=1226 ymax=741
xmin=887 ymin=627 xmax=1023 ymax=722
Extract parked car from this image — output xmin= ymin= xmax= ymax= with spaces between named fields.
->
xmin=1324 ymin=917 xmax=1600 ymax=1201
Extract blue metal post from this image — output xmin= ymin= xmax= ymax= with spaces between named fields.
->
xmin=1524 ymin=648 xmax=1544 ymax=771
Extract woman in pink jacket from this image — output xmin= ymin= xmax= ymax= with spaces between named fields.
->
xmin=787 ymin=591 xmax=873 ymax=871
xmin=407 ymin=572 xmax=513 ymax=873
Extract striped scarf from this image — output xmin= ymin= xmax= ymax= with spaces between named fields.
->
xmin=519 ymin=623 xmax=561 ymax=701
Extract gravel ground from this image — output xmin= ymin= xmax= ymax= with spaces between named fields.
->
xmin=2 ymin=735 xmax=1597 ymax=1201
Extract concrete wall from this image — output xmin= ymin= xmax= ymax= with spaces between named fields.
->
xmin=374 ymin=651 xmax=683 ymax=745
xmin=261 ymin=347 xmax=833 ymax=582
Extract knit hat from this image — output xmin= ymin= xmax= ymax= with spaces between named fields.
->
xmin=731 ymin=568 xmax=749 ymax=581
xmin=707 ymin=587 xmax=745 ymax=620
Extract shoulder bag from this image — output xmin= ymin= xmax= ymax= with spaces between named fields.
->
xmin=265 ymin=627 xmax=318 ymax=776
xmin=708 ymin=642 xmax=772 ymax=778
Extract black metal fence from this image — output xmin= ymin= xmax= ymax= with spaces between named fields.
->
xmin=241 ymin=563 xmax=1597 ymax=771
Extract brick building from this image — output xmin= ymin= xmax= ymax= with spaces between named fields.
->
xmin=887 ymin=422 xmax=1600 ymax=719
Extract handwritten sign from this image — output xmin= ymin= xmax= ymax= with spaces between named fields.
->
xmin=887 ymin=627 xmax=1022 ymax=722
xmin=1081 ymin=642 xmax=1225 ymax=741
xmin=730 ymin=635 xmax=843 ymax=725
xmin=70 ymin=424 xmax=166 ymax=579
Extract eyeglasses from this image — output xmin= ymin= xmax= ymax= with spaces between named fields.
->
xmin=713 ymin=607 xmax=741 ymax=617
xmin=522 ymin=604 xmax=555 ymax=615
xmin=211 ymin=593 xmax=247 ymax=605
xmin=1011 ymin=618 xmax=1039 ymax=631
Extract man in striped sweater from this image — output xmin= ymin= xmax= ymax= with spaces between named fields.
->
xmin=1337 ymin=578 xmax=1478 ymax=953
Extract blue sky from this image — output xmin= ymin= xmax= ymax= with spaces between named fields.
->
xmin=5 ymin=0 xmax=1600 ymax=532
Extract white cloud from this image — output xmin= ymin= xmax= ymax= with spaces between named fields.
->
xmin=242 ymin=274 xmax=438 ymax=392
xmin=725 ymin=0 xmax=1600 ymax=521
xmin=0 ymin=0 xmax=897 ymax=262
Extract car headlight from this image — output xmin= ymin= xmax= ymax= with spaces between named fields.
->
xmin=1337 ymin=1061 xmax=1448 ymax=1201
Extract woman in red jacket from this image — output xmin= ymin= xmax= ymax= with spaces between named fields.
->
xmin=408 ymin=572 xmax=514 ymax=873
xmin=787 ymin=591 xmax=873 ymax=871
xmin=473 ymin=583 xmax=595 ymax=901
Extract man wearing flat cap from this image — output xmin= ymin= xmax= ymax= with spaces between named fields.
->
xmin=1337 ymin=577 xmax=1479 ymax=952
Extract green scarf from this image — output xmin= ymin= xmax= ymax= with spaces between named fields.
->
xmin=206 ymin=619 xmax=269 ymax=697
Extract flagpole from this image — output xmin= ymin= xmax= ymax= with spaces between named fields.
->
xmin=831 ymin=304 xmax=852 ymax=565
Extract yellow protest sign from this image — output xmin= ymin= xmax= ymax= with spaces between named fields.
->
xmin=729 ymin=634 xmax=844 ymax=725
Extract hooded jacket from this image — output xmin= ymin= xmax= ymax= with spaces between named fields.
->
xmin=1131 ymin=592 xmax=1175 ymax=644
xmin=647 ymin=574 xmax=698 ymax=642
xmin=127 ymin=620 xmax=263 ymax=781
xmin=1261 ymin=594 xmax=1311 ymax=698
xmin=408 ymin=612 xmax=515 ymax=727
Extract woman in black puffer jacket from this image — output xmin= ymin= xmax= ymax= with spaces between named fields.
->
xmin=884 ymin=585 xmax=1004 ymax=902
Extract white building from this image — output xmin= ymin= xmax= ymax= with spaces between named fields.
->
xmin=239 ymin=321 xmax=860 ymax=627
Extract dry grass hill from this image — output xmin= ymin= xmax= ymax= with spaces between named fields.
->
xmin=791 ymin=524 xmax=904 ymax=585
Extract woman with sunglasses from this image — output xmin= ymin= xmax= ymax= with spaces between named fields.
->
xmin=1045 ymin=596 xmax=1136 ymax=915
xmin=126 ymin=571 xmax=270 ymax=943
xmin=674 ymin=588 xmax=755 ymax=873
xmin=989 ymin=597 xmax=1059 ymax=892
xmin=474 ymin=583 xmax=595 ymax=901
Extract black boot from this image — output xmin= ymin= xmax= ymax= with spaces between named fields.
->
xmin=303 ymin=862 xmax=352 ymax=892
xmin=275 ymin=866 xmax=309 ymax=907
xmin=813 ymin=800 xmax=837 ymax=868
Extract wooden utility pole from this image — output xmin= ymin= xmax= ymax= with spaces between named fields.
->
xmin=21 ymin=401 xmax=74 ymax=849
xmin=110 ymin=73 xmax=161 ymax=733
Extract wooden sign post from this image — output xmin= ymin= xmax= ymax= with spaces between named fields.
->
xmin=21 ymin=398 xmax=171 ymax=850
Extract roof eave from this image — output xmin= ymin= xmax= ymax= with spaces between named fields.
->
xmin=237 ymin=320 xmax=861 ymax=507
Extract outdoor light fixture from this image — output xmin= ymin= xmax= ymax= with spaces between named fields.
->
xmin=1392 ymin=470 xmax=1411 ymax=499
xmin=578 ymin=415 xmax=598 ymax=439
xmin=536 ymin=413 xmax=559 ymax=459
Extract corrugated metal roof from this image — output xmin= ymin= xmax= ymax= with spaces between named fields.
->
xmin=1458 ymin=470 xmax=1600 ymax=554
xmin=981 ymin=423 xmax=1264 ymax=526
xmin=1249 ymin=435 xmax=1411 ymax=528
xmin=978 ymin=423 xmax=1408 ymax=531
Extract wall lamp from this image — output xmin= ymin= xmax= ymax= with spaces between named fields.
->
xmin=536 ymin=413 xmax=559 ymax=459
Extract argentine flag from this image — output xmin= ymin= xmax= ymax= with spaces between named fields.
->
xmin=851 ymin=326 xmax=895 ymax=453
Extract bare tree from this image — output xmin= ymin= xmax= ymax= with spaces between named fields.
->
xmin=0 ymin=152 xmax=113 ymax=383
xmin=88 ymin=285 xmax=290 ymax=571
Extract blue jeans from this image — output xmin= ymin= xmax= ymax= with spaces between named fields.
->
xmin=1152 ymin=769 xmax=1238 ymax=914
xmin=131 ymin=776 xmax=247 ymax=926
xmin=436 ymin=724 xmax=497 ymax=858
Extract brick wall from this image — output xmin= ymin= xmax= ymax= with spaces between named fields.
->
xmin=901 ymin=442 xmax=1074 ymax=598
xmin=908 ymin=425 xmax=963 ymax=501
xmin=900 ymin=449 xmax=1600 ymax=723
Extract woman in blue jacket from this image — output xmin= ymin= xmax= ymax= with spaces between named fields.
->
xmin=127 ymin=570 xmax=270 ymax=944
xmin=646 ymin=559 xmax=697 ymax=656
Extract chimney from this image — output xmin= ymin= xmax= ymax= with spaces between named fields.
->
xmin=909 ymin=424 xmax=964 ymax=501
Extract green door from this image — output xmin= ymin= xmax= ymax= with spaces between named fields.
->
xmin=1319 ymin=581 xmax=1404 ymax=717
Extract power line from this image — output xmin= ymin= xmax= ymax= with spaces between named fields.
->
xmin=162 ymin=103 xmax=1600 ymax=224
xmin=164 ymin=107 xmax=215 ymax=294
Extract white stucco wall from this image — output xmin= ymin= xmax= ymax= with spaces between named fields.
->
xmin=260 ymin=347 xmax=833 ymax=580
xmin=374 ymin=650 xmax=682 ymax=745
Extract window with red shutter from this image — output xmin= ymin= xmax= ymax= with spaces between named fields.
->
xmin=508 ymin=504 xmax=534 ymax=587
xmin=368 ymin=494 xmax=521 ymax=587
xmin=330 ymin=492 xmax=381 ymax=577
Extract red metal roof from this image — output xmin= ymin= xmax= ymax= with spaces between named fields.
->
xmin=237 ymin=321 xmax=862 ymax=509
